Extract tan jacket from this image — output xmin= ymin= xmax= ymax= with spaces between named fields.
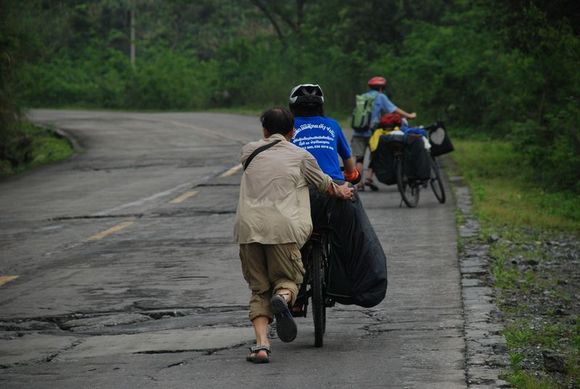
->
xmin=233 ymin=133 xmax=332 ymax=247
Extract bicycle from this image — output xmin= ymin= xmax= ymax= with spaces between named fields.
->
xmin=383 ymin=130 xmax=446 ymax=208
xmin=293 ymin=227 xmax=333 ymax=347
xmin=380 ymin=133 xmax=421 ymax=207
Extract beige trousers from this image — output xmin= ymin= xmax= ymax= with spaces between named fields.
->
xmin=239 ymin=243 xmax=305 ymax=321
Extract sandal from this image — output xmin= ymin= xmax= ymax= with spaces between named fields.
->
xmin=365 ymin=178 xmax=379 ymax=192
xmin=246 ymin=345 xmax=270 ymax=364
xmin=271 ymin=294 xmax=297 ymax=343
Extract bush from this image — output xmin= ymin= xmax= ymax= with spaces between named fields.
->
xmin=6 ymin=0 xmax=578 ymax=193
xmin=124 ymin=48 xmax=218 ymax=110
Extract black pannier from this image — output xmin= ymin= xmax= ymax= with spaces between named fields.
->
xmin=404 ymin=134 xmax=431 ymax=181
xmin=428 ymin=122 xmax=454 ymax=156
xmin=373 ymin=133 xmax=431 ymax=185
xmin=372 ymin=133 xmax=404 ymax=185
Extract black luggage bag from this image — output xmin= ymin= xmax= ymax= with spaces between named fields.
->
xmin=404 ymin=134 xmax=431 ymax=181
xmin=372 ymin=133 xmax=403 ymax=185
xmin=428 ymin=122 xmax=454 ymax=156
xmin=309 ymin=189 xmax=388 ymax=308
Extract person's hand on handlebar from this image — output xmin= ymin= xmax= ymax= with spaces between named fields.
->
xmin=328 ymin=182 xmax=354 ymax=200
xmin=394 ymin=107 xmax=416 ymax=121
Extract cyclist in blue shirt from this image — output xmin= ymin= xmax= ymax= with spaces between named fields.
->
xmin=363 ymin=76 xmax=416 ymax=191
xmin=288 ymin=84 xmax=360 ymax=316
xmin=289 ymin=84 xmax=387 ymax=315
xmin=289 ymin=84 xmax=359 ymax=183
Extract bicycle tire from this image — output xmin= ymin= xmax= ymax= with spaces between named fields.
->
xmin=396 ymin=158 xmax=419 ymax=208
xmin=429 ymin=156 xmax=446 ymax=203
xmin=311 ymin=242 xmax=326 ymax=347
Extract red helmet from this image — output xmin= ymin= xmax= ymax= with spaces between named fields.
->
xmin=368 ymin=76 xmax=387 ymax=87
xmin=379 ymin=113 xmax=402 ymax=128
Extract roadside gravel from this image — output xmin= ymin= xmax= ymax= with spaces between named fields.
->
xmin=451 ymin=172 xmax=579 ymax=388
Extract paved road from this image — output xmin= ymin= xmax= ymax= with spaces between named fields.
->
xmin=0 ymin=110 xmax=464 ymax=388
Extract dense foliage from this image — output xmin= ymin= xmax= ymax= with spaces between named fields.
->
xmin=1 ymin=0 xmax=578 ymax=192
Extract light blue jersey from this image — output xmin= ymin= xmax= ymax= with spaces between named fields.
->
xmin=370 ymin=89 xmax=397 ymax=128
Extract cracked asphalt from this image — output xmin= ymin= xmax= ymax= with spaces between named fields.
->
xmin=0 ymin=109 xmax=473 ymax=388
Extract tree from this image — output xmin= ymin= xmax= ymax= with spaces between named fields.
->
xmin=249 ymin=0 xmax=305 ymax=43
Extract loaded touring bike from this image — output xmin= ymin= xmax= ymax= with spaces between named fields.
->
xmin=292 ymin=183 xmax=387 ymax=348
xmin=391 ymin=136 xmax=446 ymax=208
xmin=375 ymin=122 xmax=451 ymax=208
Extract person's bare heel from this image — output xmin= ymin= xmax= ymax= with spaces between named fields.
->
xmin=246 ymin=345 xmax=270 ymax=363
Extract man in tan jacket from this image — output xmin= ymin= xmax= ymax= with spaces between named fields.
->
xmin=234 ymin=107 xmax=353 ymax=363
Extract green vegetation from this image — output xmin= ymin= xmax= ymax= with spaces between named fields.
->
xmin=451 ymin=139 xmax=579 ymax=388
xmin=0 ymin=121 xmax=73 ymax=176
xmin=1 ymin=0 xmax=578 ymax=191
xmin=452 ymin=140 xmax=579 ymax=231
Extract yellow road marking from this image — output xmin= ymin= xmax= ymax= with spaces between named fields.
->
xmin=87 ymin=221 xmax=135 ymax=241
xmin=0 ymin=275 xmax=18 ymax=287
xmin=220 ymin=164 xmax=242 ymax=177
xmin=170 ymin=190 xmax=199 ymax=204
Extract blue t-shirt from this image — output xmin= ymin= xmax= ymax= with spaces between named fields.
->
xmin=292 ymin=116 xmax=352 ymax=181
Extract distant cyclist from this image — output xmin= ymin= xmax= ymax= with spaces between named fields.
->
xmin=359 ymin=76 xmax=417 ymax=191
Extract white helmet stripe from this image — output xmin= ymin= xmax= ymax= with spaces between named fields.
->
xmin=289 ymin=84 xmax=324 ymax=104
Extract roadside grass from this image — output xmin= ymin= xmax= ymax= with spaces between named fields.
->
xmin=450 ymin=139 xmax=579 ymax=388
xmin=0 ymin=121 xmax=73 ymax=176
xmin=451 ymin=140 xmax=579 ymax=232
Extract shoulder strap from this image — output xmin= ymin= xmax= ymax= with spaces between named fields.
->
xmin=243 ymin=139 xmax=282 ymax=171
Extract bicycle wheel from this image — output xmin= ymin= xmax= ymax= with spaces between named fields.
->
xmin=310 ymin=242 xmax=326 ymax=347
xmin=396 ymin=158 xmax=419 ymax=208
xmin=429 ymin=156 xmax=446 ymax=203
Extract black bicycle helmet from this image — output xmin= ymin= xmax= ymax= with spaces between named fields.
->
xmin=289 ymin=84 xmax=324 ymax=106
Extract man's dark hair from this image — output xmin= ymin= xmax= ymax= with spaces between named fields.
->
xmin=260 ymin=107 xmax=294 ymax=135
xmin=289 ymin=103 xmax=324 ymax=117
